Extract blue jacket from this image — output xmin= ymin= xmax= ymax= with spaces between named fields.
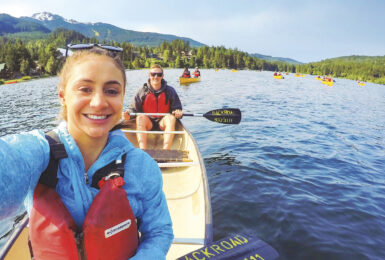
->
xmin=0 ymin=122 xmax=173 ymax=259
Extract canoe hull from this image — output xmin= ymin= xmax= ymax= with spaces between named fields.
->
xmin=321 ymin=80 xmax=333 ymax=86
xmin=179 ymin=77 xmax=200 ymax=84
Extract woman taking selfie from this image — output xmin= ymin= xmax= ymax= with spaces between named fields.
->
xmin=0 ymin=44 xmax=173 ymax=259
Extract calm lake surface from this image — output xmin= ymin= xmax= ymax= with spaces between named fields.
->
xmin=1 ymin=69 xmax=385 ymax=259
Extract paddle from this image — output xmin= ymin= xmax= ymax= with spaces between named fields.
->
xmin=176 ymin=233 xmax=279 ymax=260
xmin=129 ymin=108 xmax=242 ymax=125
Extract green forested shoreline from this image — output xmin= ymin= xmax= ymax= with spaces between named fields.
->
xmin=0 ymin=29 xmax=384 ymax=85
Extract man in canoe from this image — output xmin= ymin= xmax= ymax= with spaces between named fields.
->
xmin=124 ymin=64 xmax=183 ymax=150
xmin=193 ymin=67 xmax=201 ymax=78
xmin=0 ymin=45 xmax=173 ymax=259
xmin=181 ymin=67 xmax=191 ymax=78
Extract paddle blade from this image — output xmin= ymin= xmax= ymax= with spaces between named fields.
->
xmin=177 ymin=233 xmax=279 ymax=260
xmin=203 ymin=108 xmax=241 ymax=124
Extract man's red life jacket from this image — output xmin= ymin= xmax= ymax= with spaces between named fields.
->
xmin=142 ymin=91 xmax=170 ymax=118
xmin=29 ymin=132 xmax=138 ymax=260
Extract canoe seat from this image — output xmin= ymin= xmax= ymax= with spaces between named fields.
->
xmin=143 ymin=149 xmax=192 ymax=163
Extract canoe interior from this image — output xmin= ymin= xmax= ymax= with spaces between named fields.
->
xmin=123 ymin=120 xmax=212 ymax=259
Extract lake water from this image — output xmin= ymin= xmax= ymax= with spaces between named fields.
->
xmin=1 ymin=69 xmax=385 ymax=259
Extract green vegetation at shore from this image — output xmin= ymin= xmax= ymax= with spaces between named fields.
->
xmin=296 ymin=56 xmax=385 ymax=85
xmin=1 ymin=29 xmax=384 ymax=85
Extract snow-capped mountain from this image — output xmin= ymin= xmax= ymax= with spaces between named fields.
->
xmin=0 ymin=12 xmax=205 ymax=47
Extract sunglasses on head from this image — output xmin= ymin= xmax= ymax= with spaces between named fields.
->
xmin=66 ymin=43 xmax=123 ymax=56
xmin=150 ymin=72 xmax=163 ymax=77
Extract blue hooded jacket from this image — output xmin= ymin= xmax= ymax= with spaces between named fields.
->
xmin=0 ymin=122 xmax=173 ymax=259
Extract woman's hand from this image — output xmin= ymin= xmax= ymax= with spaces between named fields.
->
xmin=122 ymin=110 xmax=131 ymax=120
xmin=172 ymin=109 xmax=183 ymax=119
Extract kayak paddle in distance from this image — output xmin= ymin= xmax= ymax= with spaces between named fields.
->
xmin=129 ymin=108 xmax=242 ymax=125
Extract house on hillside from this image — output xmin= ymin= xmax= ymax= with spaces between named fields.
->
xmin=147 ymin=53 xmax=160 ymax=60
xmin=181 ymin=50 xmax=192 ymax=59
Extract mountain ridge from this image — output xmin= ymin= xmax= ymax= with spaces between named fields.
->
xmin=1 ymin=12 xmax=205 ymax=47
xmin=250 ymin=53 xmax=302 ymax=64
xmin=1 ymin=12 xmax=301 ymax=63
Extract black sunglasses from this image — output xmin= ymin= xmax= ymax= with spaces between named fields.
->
xmin=66 ymin=43 xmax=123 ymax=56
xmin=150 ymin=72 xmax=163 ymax=77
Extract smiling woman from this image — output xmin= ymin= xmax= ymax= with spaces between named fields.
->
xmin=0 ymin=46 xmax=173 ymax=259
xmin=58 ymin=51 xmax=126 ymax=169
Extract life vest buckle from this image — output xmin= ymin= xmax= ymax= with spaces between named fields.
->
xmin=98 ymin=173 xmax=124 ymax=188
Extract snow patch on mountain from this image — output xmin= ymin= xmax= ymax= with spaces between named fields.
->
xmin=32 ymin=12 xmax=55 ymax=21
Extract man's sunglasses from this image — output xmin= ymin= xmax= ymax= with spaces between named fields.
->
xmin=150 ymin=72 xmax=163 ymax=77
xmin=66 ymin=43 xmax=123 ymax=54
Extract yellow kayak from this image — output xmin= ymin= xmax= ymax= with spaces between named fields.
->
xmin=231 ymin=69 xmax=238 ymax=72
xmin=274 ymin=75 xmax=283 ymax=79
xmin=321 ymin=79 xmax=333 ymax=86
xmin=357 ymin=81 xmax=365 ymax=86
xmin=295 ymin=73 xmax=305 ymax=77
xmin=179 ymin=77 xmax=201 ymax=84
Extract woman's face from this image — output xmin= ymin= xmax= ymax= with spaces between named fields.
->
xmin=60 ymin=54 xmax=125 ymax=141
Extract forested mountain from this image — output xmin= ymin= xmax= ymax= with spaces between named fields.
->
xmin=251 ymin=53 xmax=302 ymax=64
xmin=1 ymin=12 xmax=205 ymax=47
xmin=0 ymin=29 xmax=288 ymax=80
xmin=0 ymin=19 xmax=384 ymax=85
xmin=0 ymin=14 xmax=50 ymax=34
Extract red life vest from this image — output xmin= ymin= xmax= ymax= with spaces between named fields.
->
xmin=193 ymin=71 xmax=200 ymax=77
xmin=29 ymin=132 xmax=138 ymax=260
xmin=142 ymin=91 xmax=170 ymax=118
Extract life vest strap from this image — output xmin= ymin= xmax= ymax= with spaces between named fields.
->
xmin=39 ymin=131 xmax=68 ymax=188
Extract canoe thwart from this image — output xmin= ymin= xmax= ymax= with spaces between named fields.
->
xmin=144 ymin=149 xmax=192 ymax=163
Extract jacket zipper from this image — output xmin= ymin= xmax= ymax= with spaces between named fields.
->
xmin=84 ymin=171 xmax=89 ymax=185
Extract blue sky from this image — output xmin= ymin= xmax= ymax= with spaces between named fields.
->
xmin=1 ymin=0 xmax=384 ymax=62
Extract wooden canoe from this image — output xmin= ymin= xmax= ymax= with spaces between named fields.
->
xmin=0 ymin=120 xmax=213 ymax=259
xmin=179 ymin=77 xmax=201 ymax=84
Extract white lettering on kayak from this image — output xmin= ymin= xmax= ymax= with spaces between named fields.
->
xmin=104 ymin=219 xmax=131 ymax=238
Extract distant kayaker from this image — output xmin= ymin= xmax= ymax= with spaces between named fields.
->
xmin=181 ymin=67 xmax=191 ymax=78
xmin=193 ymin=67 xmax=201 ymax=78
xmin=0 ymin=45 xmax=173 ymax=259
xmin=124 ymin=64 xmax=183 ymax=150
